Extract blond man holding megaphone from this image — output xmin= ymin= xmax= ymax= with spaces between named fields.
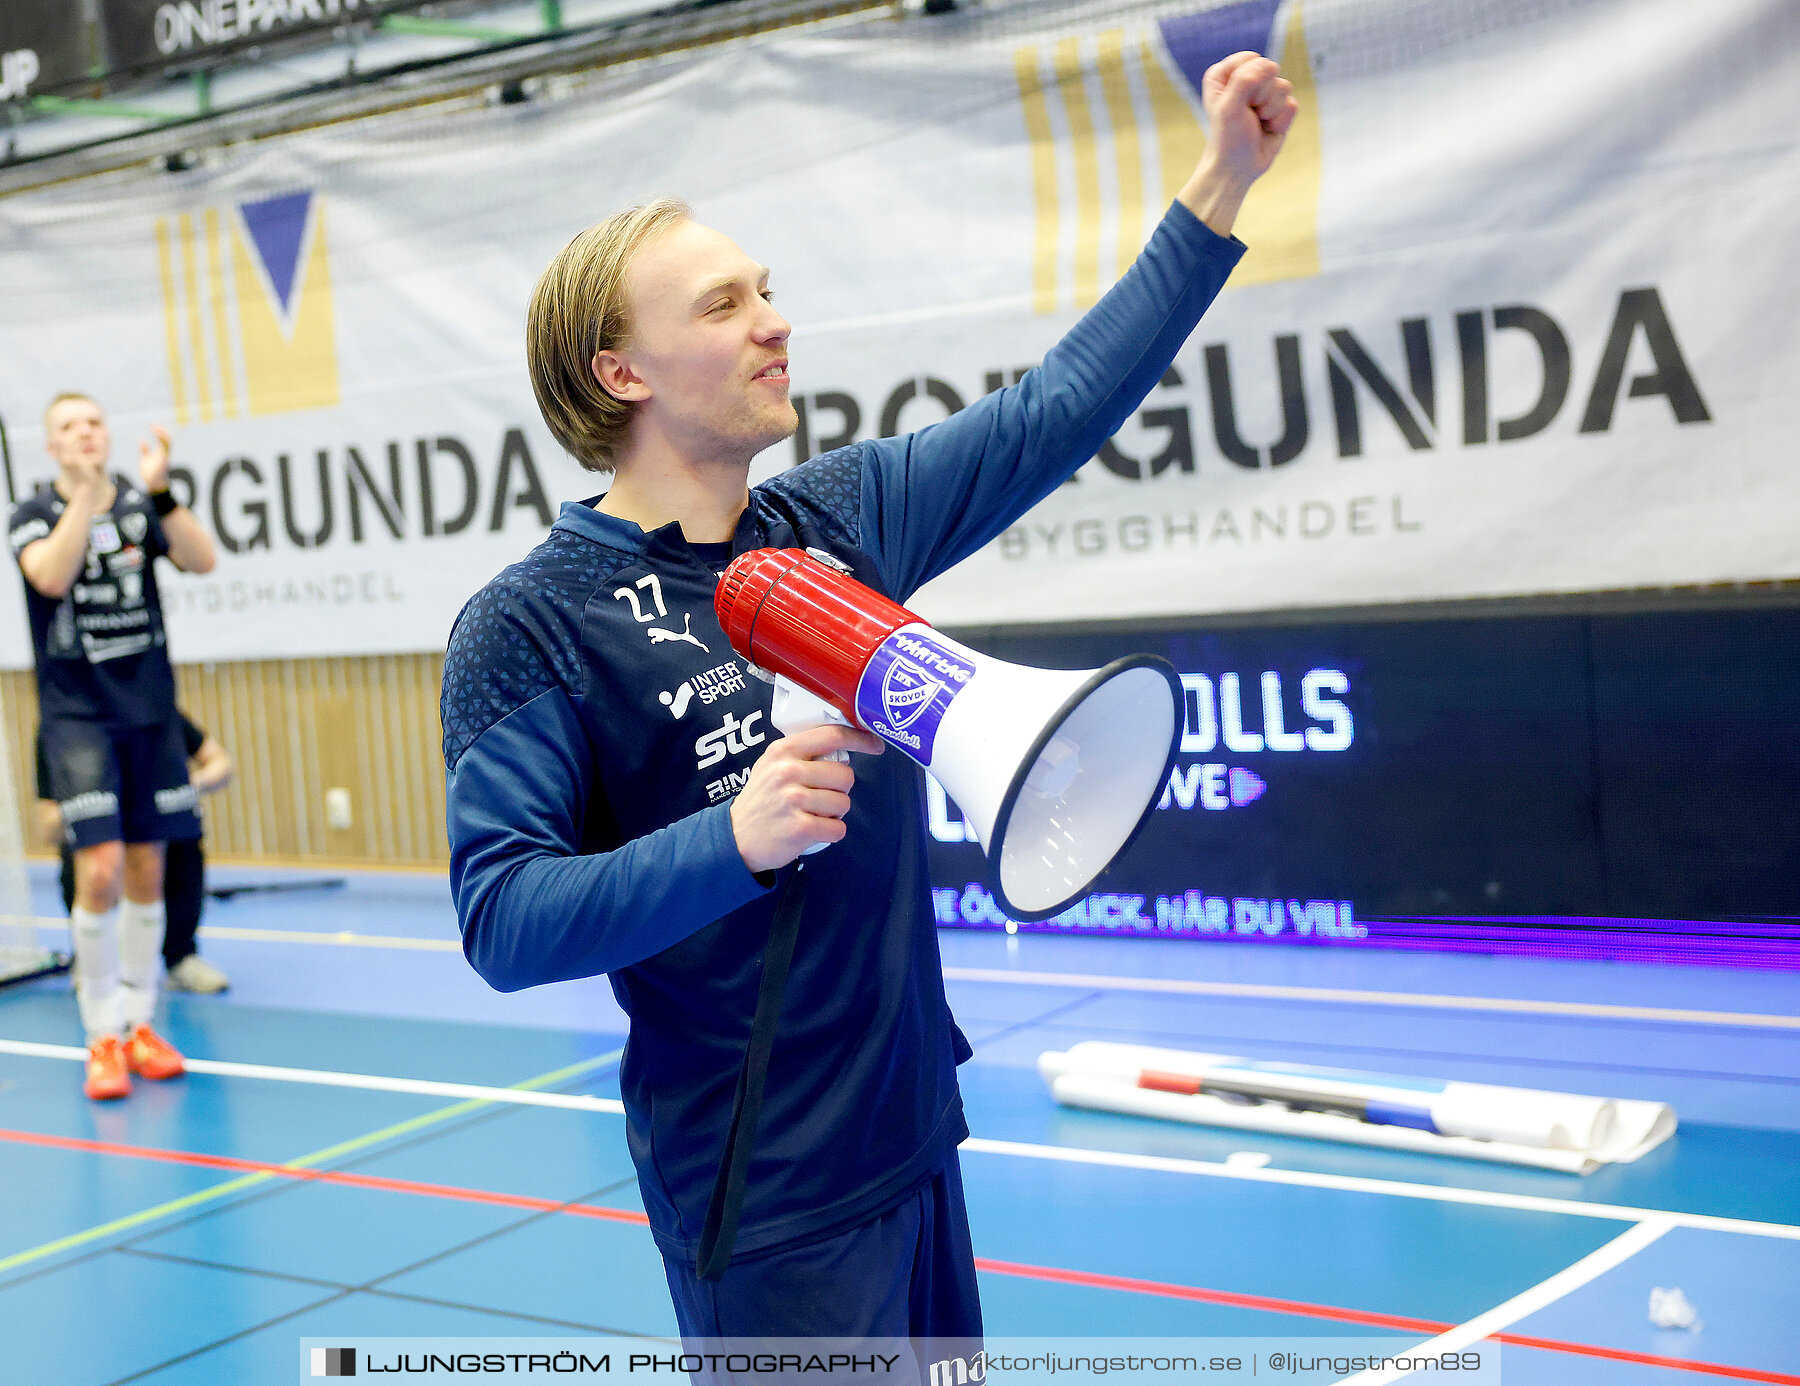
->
xmin=443 ymin=52 xmax=1296 ymax=1339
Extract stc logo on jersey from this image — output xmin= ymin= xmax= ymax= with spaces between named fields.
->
xmin=154 ymin=190 xmax=340 ymax=424
xmin=1013 ymin=0 xmax=1319 ymax=313
xmin=695 ymin=710 xmax=765 ymax=771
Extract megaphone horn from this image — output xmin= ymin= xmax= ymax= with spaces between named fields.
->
xmin=715 ymin=548 xmax=1181 ymax=921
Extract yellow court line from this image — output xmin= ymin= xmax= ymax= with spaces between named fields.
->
xmin=17 ymin=917 xmax=1794 ymax=1029
xmin=0 ymin=1049 xmax=623 ymax=1278
xmin=200 ymin=925 xmax=461 ymax=952
xmin=943 ymin=966 xmax=1800 ymax=1030
xmin=17 ymin=917 xmax=460 ymax=952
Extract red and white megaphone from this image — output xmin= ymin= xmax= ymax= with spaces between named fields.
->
xmin=714 ymin=548 xmax=1181 ymax=921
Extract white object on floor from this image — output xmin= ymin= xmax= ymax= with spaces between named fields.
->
xmin=1039 ymin=1041 xmax=1678 ymax=1174
xmin=1648 ymin=1286 xmax=1702 ymax=1331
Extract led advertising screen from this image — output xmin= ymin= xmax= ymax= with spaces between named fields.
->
xmin=924 ymin=605 xmax=1800 ymax=968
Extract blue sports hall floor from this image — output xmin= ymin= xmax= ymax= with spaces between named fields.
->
xmin=1 ymin=865 xmax=1795 ymax=1384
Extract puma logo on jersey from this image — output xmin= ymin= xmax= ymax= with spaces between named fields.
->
xmin=648 ymin=613 xmax=710 ymax=653
xmin=694 ymin=710 xmax=765 ymax=770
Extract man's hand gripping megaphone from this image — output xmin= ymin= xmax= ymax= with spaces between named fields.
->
xmin=714 ymin=547 xmax=1182 ymax=916
xmin=727 ymin=706 xmax=882 ymax=873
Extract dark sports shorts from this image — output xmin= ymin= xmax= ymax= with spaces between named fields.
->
xmin=660 ymin=1157 xmax=983 ymax=1341
xmin=42 ymin=717 xmax=203 ymax=850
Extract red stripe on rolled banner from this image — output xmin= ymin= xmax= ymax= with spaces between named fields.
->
xmin=1138 ymin=1069 xmax=1204 ymax=1095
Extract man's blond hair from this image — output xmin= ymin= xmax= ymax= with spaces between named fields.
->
xmin=527 ymin=198 xmax=691 ymax=473
xmin=43 ymin=391 xmax=100 ymax=428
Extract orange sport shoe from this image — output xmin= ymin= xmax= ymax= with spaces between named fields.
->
xmin=124 ymin=1025 xmax=186 ymax=1081
xmin=84 ymin=1036 xmax=132 ymax=1101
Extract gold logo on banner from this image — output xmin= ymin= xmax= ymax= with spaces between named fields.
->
xmin=1015 ymin=0 xmax=1320 ymax=313
xmin=153 ymin=191 xmax=341 ymax=422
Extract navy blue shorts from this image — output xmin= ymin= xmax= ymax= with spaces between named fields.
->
xmin=661 ymin=1155 xmax=983 ymax=1342
xmin=42 ymin=717 xmax=202 ymax=850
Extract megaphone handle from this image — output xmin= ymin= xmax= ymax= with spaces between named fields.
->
xmin=770 ymin=677 xmax=852 ymax=757
xmin=770 ymin=677 xmax=851 ymax=855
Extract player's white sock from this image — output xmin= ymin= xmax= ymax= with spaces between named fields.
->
xmin=118 ymin=897 xmax=167 ymax=1031
xmin=70 ymin=905 xmax=123 ymax=1042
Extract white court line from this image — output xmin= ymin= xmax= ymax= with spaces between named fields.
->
xmin=20 ymin=918 xmax=463 ymax=953
xmin=200 ymin=925 xmax=461 ymax=952
xmin=0 ymin=1039 xmax=624 ymax=1115
xmin=959 ymin=1138 xmax=1800 ymax=1242
xmin=20 ymin=918 xmax=1797 ymax=1030
xmin=1 ymin=1039 xmax=1793 ymax=1242
xmin=1336 ymin=1217 xmax=1677 ymax=1384
xmin=941 ymin=966 xmax=1800 ymax=1031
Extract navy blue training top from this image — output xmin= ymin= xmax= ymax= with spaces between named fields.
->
xmin=441 ymin=203 xmax=1243 ymax=1261
xmin=9 ymin=478 xmax=179 ymax=728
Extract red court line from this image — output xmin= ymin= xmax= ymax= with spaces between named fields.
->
xmin=1491 ymin=1332 xmax=1800 ymax=1385
xmin=0 ymin=1127 xmax=650 ymax=1227
xmin=972 ymin=1257 xmax=1448 ymax=1332
xmin=971 ymin=1259 xmax=1800 ymax=1384
xmin=7 ymin=1127 xmax=1796 ymax=1385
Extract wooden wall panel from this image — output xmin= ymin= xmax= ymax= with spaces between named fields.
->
xmin=0 ymin=654 xmax=449 ymax=869
xmin=0 ymin=672 xmax=40 ymax=855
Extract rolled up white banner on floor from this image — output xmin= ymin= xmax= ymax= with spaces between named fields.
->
xmin=1039 ymin=1042 xmax=1675 ymax=1173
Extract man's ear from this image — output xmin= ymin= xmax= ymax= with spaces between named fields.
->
xmin=592 ymin=350 xmax=651 ymax=403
